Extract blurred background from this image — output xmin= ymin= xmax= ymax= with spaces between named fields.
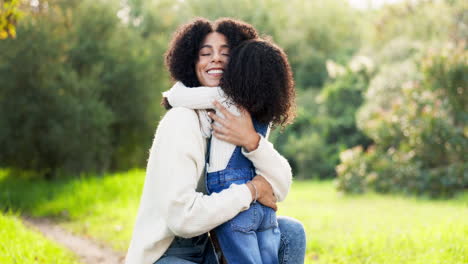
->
xmin=0 ymin=0 xmax=467 ymax=263
xmin=1 ymin=0 xmax=466 ymax=195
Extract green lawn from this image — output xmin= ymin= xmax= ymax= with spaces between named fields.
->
xmin=0 ymin=212 xmax=81 ymax=264
xmin=1 ymin=169 xmax=467 ymax=263
xmin=279 ymin=181 xmax=468 ymax=264
xmin=0 ymin=169 xmax=143 ymax=251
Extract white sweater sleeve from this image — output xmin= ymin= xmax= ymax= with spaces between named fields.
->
xmin=241 ymin=128 xmax=292 ymax=202
xmin=164 ymin=82 xmax=226 ymax=109
xmin=147 ymin=108 xmax=252 ymax=238
xmin=163 ymin=82 xmax=292 ymax=201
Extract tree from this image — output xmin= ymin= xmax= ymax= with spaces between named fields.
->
xmin=0 ymin=0 xmax=165 ymax=178
xmin=0 ymin=0 xmax=22 ymax=39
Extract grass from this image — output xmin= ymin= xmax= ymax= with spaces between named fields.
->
xmin=0 ymin=212 xmax=81 ymax=264
xmin=1 ymin=169 xmax=467 ymax=263
xmin=279 ymin=181 xmax=468 ymax=264
xmin=0 ymin=169 xmax=143 ymax=251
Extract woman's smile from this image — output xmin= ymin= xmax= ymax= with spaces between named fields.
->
xmin=196 ymin=32 xmax=230 ymax=87
xmin=206 ymin=68 xmax=224 ymax=77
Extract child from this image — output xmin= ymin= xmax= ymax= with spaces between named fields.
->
xmin=163 ymin=38 xmax=295 ymax=264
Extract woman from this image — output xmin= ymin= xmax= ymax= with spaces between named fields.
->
xmin=163 ymin=38 xmax=296 ymax=264
xmin=125 ymin=18 xmax=306 ymax=264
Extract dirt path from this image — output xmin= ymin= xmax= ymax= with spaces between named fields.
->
xmin=22 ymin=217 xmax=125 ymax=264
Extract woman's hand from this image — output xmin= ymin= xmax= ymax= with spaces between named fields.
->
xmin=247 ymin=175 xmax=277 ymax=211
xmin=208 ymin=101 xmax=260 ymax=152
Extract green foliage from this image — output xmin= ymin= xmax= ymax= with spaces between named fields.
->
xmin=272 ymin=57 xmax=373 ymax=179
xmin=271 ymin=95 xmax=329 ymax=179
xmin=0 ymin=0 xmax=464 ymax=190
xmin=422 ymin=43 xmax=468 ymax=125
xmin=318 ymin=59 xmax=374 ymax=149
xmin=0 ymin=13 xmax=112 ymax=177
xmin=364 ymin=0 xmax=458 ymax=47
xmin=337 ymin=44 xmax=468 ymax=197
xmin=0 ymin=0 xmax=366 ymax=179
xmin=0 ymin=0 xmax=22 ymax=39
xmin=179 ymin=0 xmax=362 ymax=89
xmin=281 ymin=0 xmax=363 ymax=88
xmin=337 ymin=0 xmax=467 ymax=197
xmin=0 ymin=0 xmax=164 ymax=178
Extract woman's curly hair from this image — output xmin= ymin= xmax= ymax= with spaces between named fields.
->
xmin=164 ymin=17 xmax=258 ymax=88
xmin=163 ymin=18 xmax=295 ymax=126
xmin=221 ymin=39 xmax=296 ymax=128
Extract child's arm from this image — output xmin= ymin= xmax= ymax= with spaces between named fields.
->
xmin=163 ymin=81 xmax=226 ymax=109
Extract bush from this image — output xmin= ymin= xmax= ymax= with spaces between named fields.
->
xmin=337 ymin=44 xmax=468 ymax=197
xmin=271 ymin=99 xmax=332 ymax=179
xmin=0 ymin=0 xmax=163 ymax=178
xmin=272 ymin=56 xmax=373 ymax=179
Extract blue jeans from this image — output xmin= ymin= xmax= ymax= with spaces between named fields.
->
xmin=155 ymin=216 xmax=306 ymax=264
xmin=207 ymin=168 xmax=280 ymax=264
xmin=214 ymin=202 xmax=280 ymax=263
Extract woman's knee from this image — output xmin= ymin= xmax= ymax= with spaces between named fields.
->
xmin=278 ymin=216 xmax=306 ymax=240
xmin=278 ymin=216 xmax=307 ymax=251
xmin=277 ymin=216 xmax=306 ymax=264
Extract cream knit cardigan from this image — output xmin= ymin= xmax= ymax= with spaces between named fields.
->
xmin=125 ymin=107 xmax=292 ymax=264
xmin=163 ymin=82 xmax=272 ymax=174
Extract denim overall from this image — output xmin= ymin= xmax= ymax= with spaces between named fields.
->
xmin=206 ymin=120 xmax=281 ymax=264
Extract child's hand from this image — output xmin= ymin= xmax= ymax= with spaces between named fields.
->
xmin=209 ymin=101 xmax=260 ymax=151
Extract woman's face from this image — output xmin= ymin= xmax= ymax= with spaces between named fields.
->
xmin=196 ymin=32 xmax=230 ymax=87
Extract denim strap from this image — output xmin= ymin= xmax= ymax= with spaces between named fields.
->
xmin=206 ymin=136 xmax=211 ymax=164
